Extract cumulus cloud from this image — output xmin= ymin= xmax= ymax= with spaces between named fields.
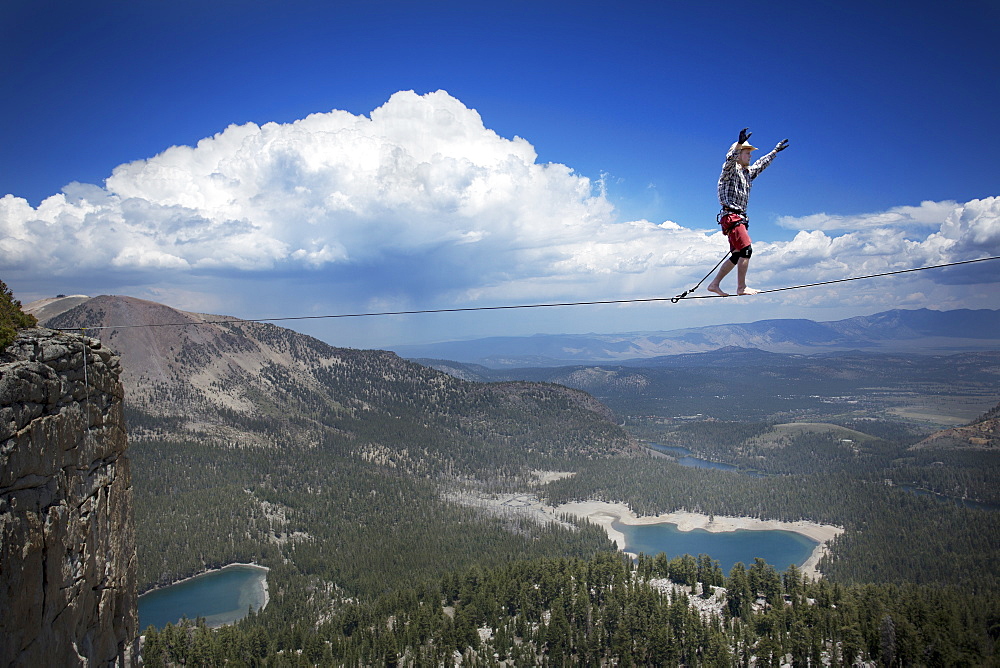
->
xmin=776 ymin=200 xmax=965 ymax=232
xmin=2 ymin=89 xmax=998 ymax=317
xmin=2 ymin=91 xmax=615 ymax=282
xmin=767 ymin=197 xmax=1000 ymax=274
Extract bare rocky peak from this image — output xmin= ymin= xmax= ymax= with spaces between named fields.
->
xmin=34 ymin=295 xmax=253 ymax=390
xmin=29 ymin=295 xmax=360 ymax=443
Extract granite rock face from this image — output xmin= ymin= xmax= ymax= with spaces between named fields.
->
xmin=0 ymin=328 xmax=137 ymax=666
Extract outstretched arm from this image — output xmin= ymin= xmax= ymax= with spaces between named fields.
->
xmin=748 ymin=139 xmax=789 ymax=178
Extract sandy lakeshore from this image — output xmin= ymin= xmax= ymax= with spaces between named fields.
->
xmin=555 ymin=500 xmax=843 ymax=579
xmin=140 ymin=562 xmax=270 ymax=599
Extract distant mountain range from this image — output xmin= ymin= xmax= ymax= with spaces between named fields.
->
xmin=26 ymin=296 xmax=998 ymax=452
xmin=390 ymin=308 xmax=1000 ymax=367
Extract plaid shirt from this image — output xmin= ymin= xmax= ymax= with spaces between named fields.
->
xmin=718 ymin=143 xmax=779 ymax=213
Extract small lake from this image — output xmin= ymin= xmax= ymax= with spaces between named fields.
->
xmin=647 ymin=443 xmax=765 ymax=477
xmin=899 ymin=484 xmax=998 ymax=511
xmin=613 ymin=521 xmax=817 ymax=574
xmin=138 ymin=564 xmax=269 ymax=630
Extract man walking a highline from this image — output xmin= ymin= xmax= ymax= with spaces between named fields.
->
xmin=707 ymin=127 xmax=789 ymax=296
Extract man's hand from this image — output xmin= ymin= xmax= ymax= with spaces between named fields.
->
xmin=775 ymin=139 xmax=789 ymax=152
xmin=739 ymin=128 xmax=752 ymax=144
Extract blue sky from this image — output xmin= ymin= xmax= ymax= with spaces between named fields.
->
xmin=2 ymin=0 xmax=998 ymax=349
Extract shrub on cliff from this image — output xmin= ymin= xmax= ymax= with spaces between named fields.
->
xmin=1 ymin=279 xmax=37 ymax=350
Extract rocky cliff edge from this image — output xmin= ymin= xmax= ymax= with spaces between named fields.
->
xmin=1 ymin=328 xmax=137 ymax=666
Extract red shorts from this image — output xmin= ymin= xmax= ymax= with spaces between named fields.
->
xmin=727 ymin=224 xmax=751 ymax=252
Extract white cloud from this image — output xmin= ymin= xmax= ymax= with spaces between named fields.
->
xmin=776 ymin=200 xmax=963 ymax=232
xmin=931 ymin=197 xmax=1000 ymax=249
xmin=2 ymin=90 xmax=998 ymax=320
xmin=766 ymin=197 xmax=1000 ymax=278
xmin=2 ymin=90 xmax=614 ymax=283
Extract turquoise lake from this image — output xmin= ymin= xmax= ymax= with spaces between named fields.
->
xmin=138 ymin=564 xmax=269 ymax=630
xmin=613 ymin=521 xmax=817 ymax=573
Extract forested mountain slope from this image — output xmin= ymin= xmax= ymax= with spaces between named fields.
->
xmin=37 ymin=295 xmax=633 ymax=474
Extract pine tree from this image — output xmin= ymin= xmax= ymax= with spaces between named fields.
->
xmin=547 ymin=601 xmax=571 ymax=665
xmin=783 ymin=563 xmax=804 ymax=606
xmin=727 ymin=563 xmax=752 ymax=618
xmin=0 ymin=279 xmax=36 ymax=350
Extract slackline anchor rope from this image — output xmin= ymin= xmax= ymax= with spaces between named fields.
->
xmin=52 ymin=255 xmax=1000 ymax=331
xmin=671 ymin=251 xmax=731 ymax=303
xmin=80 ymin=328 xmax=93 ymax=443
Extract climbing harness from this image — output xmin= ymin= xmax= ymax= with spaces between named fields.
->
xmin=718 ymin=210 xmax=748 ymax=234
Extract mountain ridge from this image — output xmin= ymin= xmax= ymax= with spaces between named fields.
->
xmin=389 ymin=308 xmax=1000 ymax=367
xmin=28 ymin=294 xmax=633 ymax=467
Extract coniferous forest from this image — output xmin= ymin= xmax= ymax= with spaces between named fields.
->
xmin=135 ymin=428 xmax=1000 ymax=666
xmin=42 ymin=298 xmax=999 ymax=666
xmin=141 ymin=552 xmax=997 ymax=667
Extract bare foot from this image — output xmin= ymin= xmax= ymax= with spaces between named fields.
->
xmin=707 ymin=285 xmax=730 ymax=297
xmin=737 ymin=287 xmax=760 ymax=295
